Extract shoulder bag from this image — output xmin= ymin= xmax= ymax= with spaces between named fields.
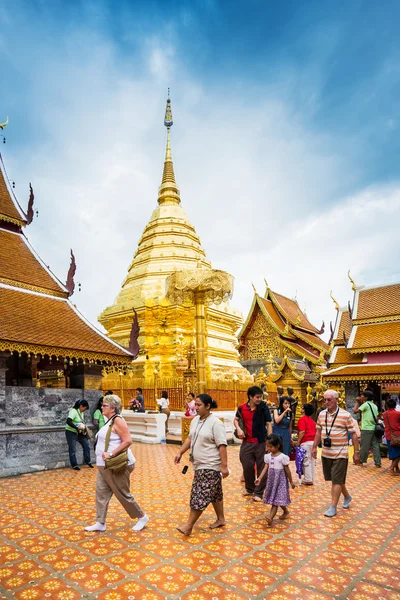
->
xmin=104 ymin=416 xmax=129 ymax=473
xmin=367 ymin=403 xmax=384 ymax=439
xmin=386 ymin=412 xmax=400 ymax=447
xmin=233 ymin=406 xmax=245 ymax=440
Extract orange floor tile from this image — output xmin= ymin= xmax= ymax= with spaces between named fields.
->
xmin=0 ymin=444 xmax=399 ymax=600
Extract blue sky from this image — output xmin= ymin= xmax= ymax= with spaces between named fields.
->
xmin=1 ymin=0 xmax=400 ymax=335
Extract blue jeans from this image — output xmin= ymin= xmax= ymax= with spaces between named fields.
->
xmin=65 ymin=430 xmax=91 ymax=467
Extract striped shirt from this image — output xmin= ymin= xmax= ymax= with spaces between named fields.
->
xmin=317 ymin=408 xmax=355 ymax=459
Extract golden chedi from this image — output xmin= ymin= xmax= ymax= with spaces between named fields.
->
xmin=99 ymin=94 xmax=250 ymax=384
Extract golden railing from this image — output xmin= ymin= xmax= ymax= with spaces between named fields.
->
xmin=102 ymin=371 xmax=250 ymax=411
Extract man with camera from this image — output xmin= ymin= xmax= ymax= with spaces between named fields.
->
xmin=312 ymin=390 xmax=360 ymax=517
xmin=353 ymin=390 xmax=382 ymax=468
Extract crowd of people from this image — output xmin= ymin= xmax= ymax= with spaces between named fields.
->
xmin=63 ymin=384 xmax=400 ymax=534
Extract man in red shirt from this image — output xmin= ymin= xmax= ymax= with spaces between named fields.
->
xmin=234 ymin=386 xmax=272 ymax=501
xmin=297 ymin=404 xmax=317 ymax=485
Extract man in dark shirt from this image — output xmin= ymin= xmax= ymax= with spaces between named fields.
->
xmin=234 ymin=385 xmax=272 ymax=501
xmin=136 ymin=388 xmax=145 ymax=412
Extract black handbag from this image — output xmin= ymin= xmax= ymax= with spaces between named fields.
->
xmin=233 ymin=406 xmax=245 ymax=439
xmin=367 ymin=402 xmax=384 ymax=439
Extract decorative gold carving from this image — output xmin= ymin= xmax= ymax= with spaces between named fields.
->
xmin=0 ymin=340 xmax=132 ymax=364
xmin=0 ymin=213 xmax=25 ymax=227
xmin=330 ymin=290 xmax=339 ymax=311
xmin=246 ymin=311 xmax=281 ymax=360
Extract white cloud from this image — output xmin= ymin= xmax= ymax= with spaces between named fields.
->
xmin=3 ymin=24 xmax=399 ymax=344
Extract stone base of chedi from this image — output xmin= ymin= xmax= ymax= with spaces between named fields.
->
xmin=99 ymin=94 xmax=252 ymax=394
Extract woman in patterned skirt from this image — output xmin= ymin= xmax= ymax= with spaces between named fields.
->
xmin=174 ymin=394 xmax=229 ymax=535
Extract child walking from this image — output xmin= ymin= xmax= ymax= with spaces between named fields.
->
xmin=255 ymin=434 xmax=295 ymax=527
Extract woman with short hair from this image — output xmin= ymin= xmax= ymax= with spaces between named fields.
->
xmin=65 ymin=399 xmax=93 ymax=470
xmin=175 ymin=394 xmax=229 ymax=535
xmin=85 ymin=395 xmax=149 ymax=532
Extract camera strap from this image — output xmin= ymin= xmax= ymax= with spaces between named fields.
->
xmin=325 ymin=408 xmax=339 ymax=438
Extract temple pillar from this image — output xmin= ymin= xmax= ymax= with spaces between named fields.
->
xmin=194 ymin=293 xmax=206 ymax=393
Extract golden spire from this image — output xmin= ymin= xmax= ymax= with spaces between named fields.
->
xmin=0 ymin=116 xmax=8 ymax=130
xmin=158 ymin=90 xmax=180 ymax=205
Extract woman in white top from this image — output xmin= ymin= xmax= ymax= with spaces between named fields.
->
xmin=84 ymin=395 xmax=149 ymax=532
xmin=157 ymin=390 xmax=170 ymax=434
xmin=174 ymin=394 xmax=229 ymax=535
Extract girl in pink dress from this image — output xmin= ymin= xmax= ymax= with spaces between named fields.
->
xmin=255 ymin=434 xmax=295 ymax=526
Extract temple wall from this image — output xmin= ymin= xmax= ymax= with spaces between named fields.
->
xmin=344 ymin=382 xmax=360 ymax=415
xmin=0 ymin=386 xmax=100 ymax=477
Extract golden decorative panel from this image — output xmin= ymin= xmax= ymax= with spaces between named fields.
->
xmin=246 ymin=310 xmax=281 ymax=359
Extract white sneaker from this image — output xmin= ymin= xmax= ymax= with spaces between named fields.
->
xmin=84 ymin=522 xmax=106 ymax=532
xmin=132 ymin=514 xmax=149 ymax=531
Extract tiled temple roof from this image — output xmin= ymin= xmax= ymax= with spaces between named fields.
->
xmin=0 ymin=154 xmax=26 ymax=226
xmin=0 ymin=285 xmax=132 ymax=362
xmin=333 ymin=308 xmax=352 ymax=343
xmin=349 ymin=321 xmax=400 ymax=353
xmin=323 ymin=362 xmax=400 ymax=382
xmin=354 ymin=283 xmax=400 ymax=323
xmin=0 ymin=229 xmax=67 ymax=296
xmin=239 ymin=289 xmax=329 ymax=362
xmin=268 ymin=289 xmax=319 ymax=333
xmin=0 ymin=151 xmax=133 ymax=364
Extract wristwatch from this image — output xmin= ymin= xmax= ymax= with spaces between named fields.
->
xmin=109 ymin=452 xmax=113 ymax=457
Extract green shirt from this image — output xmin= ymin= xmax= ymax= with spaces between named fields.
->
xmin=65 ymin=407 xmax=85 ymax=433
xmin=93 ymin=409 xmax=106 ymax=429
xmin=359 ymin=401 xmax=378 ymax=431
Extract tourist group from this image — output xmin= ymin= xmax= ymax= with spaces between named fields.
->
xmin=63 ymin=385 xmax=400 ymax=535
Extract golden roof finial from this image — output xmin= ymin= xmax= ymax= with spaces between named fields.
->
xmin=158 ymin=90 xmax=180 ymax=205
xmin=330 ymin=290 xmax=339 ymax=311
xmin=251 ymin=282 xmax=257 ymax=294
xmin=0 ymin=116 xmax=8 ymax=130
xmin=347 ymin=270 xmax=357 ymax=291
xmin=264 ymin=277 xmax=269 ymax=295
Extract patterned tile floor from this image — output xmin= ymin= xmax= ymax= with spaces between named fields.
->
xmin=0 ymin=445 xmax=399 ymax=600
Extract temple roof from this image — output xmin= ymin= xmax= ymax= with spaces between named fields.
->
xmin=239 ymin=291 xmax=329 ymax=363
xmin=348 ymin=321 xmax=400 ymax=353
xmin=0 ymin=285 xmax=132 ymax=362
xmin=332 ymin=308 xmax=352 ymax=343
xmin=324 ymin=279 xmax=400 ymax=381
xmin=0 ymin=148 xmax=133 ymax=364
xmin=353 ymin=283 xmax=400 ymax=323
xmin=267 ymin=289 xmax=319 ymax=334
xmin=0 ymin=154 xmax=27 ymax=227
xmin=322 ymin=362 xmax=400 ymax=382
xmin=0 ymin=229 xmax=67 ymax=297
xmin=329 ymin=346 xmax=361 ymax=365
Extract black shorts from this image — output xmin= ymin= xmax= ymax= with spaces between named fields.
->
xmin=322 ymin=457 xmax=348 ymax=485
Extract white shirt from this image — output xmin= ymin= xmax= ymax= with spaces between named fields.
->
xmin=95 ymin=417 xmax=135 ymax=467
xmin=189 ymin=414 xmax=227 ymax=471
xmin=157 ymin=397 xmax=170 ymax=409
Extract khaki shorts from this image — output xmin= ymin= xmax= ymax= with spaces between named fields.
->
xmin=322 ymin=457 xmax=348 ymax=485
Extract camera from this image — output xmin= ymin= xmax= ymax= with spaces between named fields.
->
xmin=323 ymin=437 xmax=332 ymax=448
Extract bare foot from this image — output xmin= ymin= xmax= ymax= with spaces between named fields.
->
xmin=176 ymin=525 xmax=192 ymax=536
xmin=209 ymin=520 xmax=226 ymax=529
xmin=265 ymin=517 xmax=273 ymax=527
xmin=279 ymin=510 xmax=289 ymax=520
